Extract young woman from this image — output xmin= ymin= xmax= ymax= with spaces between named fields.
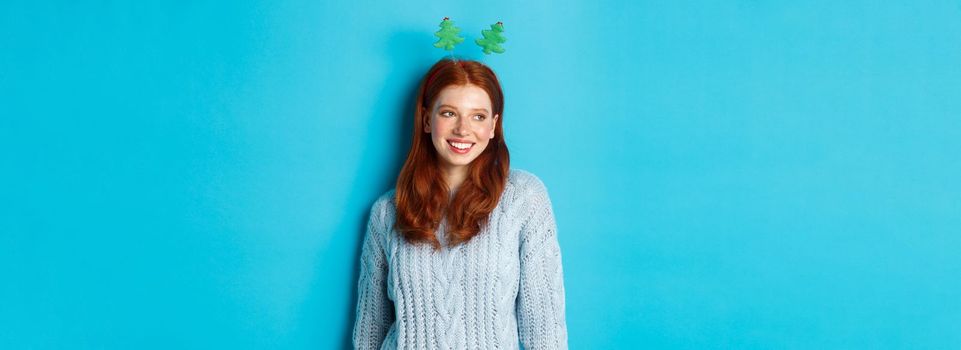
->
xmin=352 ymin=58 xmax=568 ymax=349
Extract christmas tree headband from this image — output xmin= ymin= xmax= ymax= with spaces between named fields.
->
xmin=433 ymin=17 xmax=507 ymax=56
xmin=423 ymin=17 xmax=506 ymax=101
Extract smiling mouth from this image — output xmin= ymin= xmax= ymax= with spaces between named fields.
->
xmin=447 ymin=140 xmax=474 ymax=154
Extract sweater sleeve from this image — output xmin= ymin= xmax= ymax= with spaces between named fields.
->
xmin=352 ymin=197 xmax=395 ymax=350
xmin=516 ymin=177 xmax=569 ymax=349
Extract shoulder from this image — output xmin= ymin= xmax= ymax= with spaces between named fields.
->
xmin=373 ymin=188 xmax=396 ymax=211
xmin=505 ymin=168 xmax=553 ymax=214
xmin=367 ymin=189 xmax=397 ymax=232
xmin=508 ymin=168 xmax=549 ymax=196
xmin=372 ymin=188 xmax=397 ymax=218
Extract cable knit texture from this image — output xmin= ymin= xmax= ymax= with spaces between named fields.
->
xmin=352 ymin=168 xmax=568 ymax=350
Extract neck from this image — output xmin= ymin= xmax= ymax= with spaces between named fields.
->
xmin=441 ymin=165 xmax=468 ymax=198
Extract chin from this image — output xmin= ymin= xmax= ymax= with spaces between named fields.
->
xmin=448 ymin=158 xmax=475 ymax=166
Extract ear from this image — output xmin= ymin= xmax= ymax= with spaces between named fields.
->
xmin=490 ymin=114 xmax=499 ymax=138
xmin=423 ymin=107 xmax=431 ymax=133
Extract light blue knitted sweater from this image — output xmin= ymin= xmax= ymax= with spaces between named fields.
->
xmin=352 ymin=169 xmax=568 ymax=349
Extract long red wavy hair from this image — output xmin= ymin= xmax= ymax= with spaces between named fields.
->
xmin=394 ymin=58 xmax=510 ymax=250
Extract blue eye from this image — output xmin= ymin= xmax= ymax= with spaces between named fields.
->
xmin=473 ymin=114 xmax=486 ymax=120
xmin=441 ymin=111 xmax=455 ymax=117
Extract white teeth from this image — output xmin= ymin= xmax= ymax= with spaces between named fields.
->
xmin=449 ymin=141 xmax=473 ymax=150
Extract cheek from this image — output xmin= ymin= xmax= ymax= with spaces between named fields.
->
xmin=432 ymin=121 xmax=452 ymax=143
xmin=481 ymin=123 xmax=496 ymax=137
xmin=431 ymin=130 xmax=445 ymax=146
xmin=433 ymin=117 xmax=453 ymax=132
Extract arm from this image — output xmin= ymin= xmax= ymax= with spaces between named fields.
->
xmin=352 ymin=198 xmax=395 ymax=349
xmin=516 ymin=178 xmax=569 ymax=349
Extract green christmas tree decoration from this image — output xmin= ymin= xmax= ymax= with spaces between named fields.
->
xmin=475 ymin=21 xmax=506 ymax=54
xmin=433 ymin=17 xmax=465 ymax=51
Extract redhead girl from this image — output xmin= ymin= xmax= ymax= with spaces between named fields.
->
xmin=352 ymin=58 xmax=568 ymax=349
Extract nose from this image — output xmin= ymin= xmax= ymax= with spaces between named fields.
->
xmin=453 ymin=116 xmax=470 ymax=135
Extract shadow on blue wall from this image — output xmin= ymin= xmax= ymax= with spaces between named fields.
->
xmin=334 ymin=29 xmax=428 ymax=348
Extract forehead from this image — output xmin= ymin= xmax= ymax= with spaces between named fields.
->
xmin=432 ymin=84 xmax=492 ymax=111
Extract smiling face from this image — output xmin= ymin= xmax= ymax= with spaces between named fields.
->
xmin=423 ymin=84 xmax=500 ymax=178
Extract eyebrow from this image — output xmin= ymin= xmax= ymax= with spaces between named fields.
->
xmin=438 ymin=104 xmax=490 ymax=114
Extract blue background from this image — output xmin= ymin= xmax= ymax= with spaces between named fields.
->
xmin=2 ymin=1 xmax=960 ymax=349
